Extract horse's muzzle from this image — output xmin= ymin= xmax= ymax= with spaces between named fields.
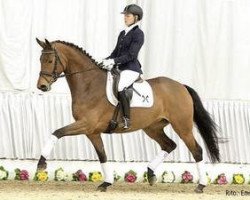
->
xmin=38 ymin=84 xmax=51 ymax=92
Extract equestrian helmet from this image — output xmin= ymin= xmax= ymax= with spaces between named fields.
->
xmin=121 ymin=4 xmax=143 ymax=20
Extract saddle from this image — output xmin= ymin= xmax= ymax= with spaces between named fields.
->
xmin=105 ymin=66 xmax=154 ymax=133
xmin=111 ymin=66 xmax=143 ymax=101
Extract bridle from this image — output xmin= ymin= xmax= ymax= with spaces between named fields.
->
xmin=39 ymin=48 xmax=98 ymax=84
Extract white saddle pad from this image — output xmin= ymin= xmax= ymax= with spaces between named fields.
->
xmin=106 ymin=72 xmax=154 ymax=108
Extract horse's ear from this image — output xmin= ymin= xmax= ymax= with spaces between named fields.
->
xmin=36 ymin=38 xmax=46 ymax=49
xmin=45 ymin=38 xmax=52 ymax=49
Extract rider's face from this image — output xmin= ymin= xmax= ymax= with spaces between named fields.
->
xmin=124 ymin=13 xmax=136 ymax=26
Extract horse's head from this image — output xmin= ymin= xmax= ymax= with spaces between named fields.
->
xmin=36 ymin=38 xmax=66 ymax=92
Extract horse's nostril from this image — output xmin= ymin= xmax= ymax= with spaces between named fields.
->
xmin=40 ymin=85 xmax=48 ymax=91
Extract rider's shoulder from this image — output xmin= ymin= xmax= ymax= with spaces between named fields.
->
xmin=132 ymin=26 xmax=144 ymax=38
xmin=133 ymin=25 xmax=143 ymax=33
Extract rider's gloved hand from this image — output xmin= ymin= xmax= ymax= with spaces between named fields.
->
xmin=101 ymin=59 xmax=115 ymax=70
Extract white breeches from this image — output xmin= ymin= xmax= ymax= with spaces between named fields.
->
xmin=118 ymin=70 xmax=140 ymax=92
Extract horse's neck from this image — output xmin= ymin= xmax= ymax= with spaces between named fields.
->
xmin=63 ymin=50 xmax=106 ymax=104
xmin=66 ymin=71 xmax=107 ymax=104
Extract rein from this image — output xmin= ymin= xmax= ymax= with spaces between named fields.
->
xmin=39 ymin=49 xmax=98 ymax=84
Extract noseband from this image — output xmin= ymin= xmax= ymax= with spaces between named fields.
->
xmin=39 ymin=48 xmax=98 ymax=84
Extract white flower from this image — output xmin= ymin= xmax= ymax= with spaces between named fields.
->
xmin=56 ymin=170 xmax=67 ymax=181
xmin=0 ymin=170 xmax=7 ymax=179
xmin=66 ymin=173 xmax=73 ymax=181
xmin=162 ymin=171 xmax=175 ymax=183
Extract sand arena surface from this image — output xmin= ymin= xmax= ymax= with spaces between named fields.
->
xmin=0 ymin=181 xmax=250 ymax=200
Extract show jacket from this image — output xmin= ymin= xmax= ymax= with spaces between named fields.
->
xmin=107 ymin=25 xmax=144 ymax=74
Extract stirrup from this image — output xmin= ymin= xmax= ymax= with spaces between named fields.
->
xmin=123 ymin=117 xmax=130 ymax=129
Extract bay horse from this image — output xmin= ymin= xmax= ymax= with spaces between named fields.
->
xmin=36 ymin=38 xmax=220 ymax=193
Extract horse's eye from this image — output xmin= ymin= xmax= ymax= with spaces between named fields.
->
xmin=48 ymin=60 xmax=52 ymax=63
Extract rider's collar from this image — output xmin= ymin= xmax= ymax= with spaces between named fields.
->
xmin=124 ymin=22 xmax=139 ymax=35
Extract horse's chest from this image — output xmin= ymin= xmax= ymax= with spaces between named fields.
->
xmin=72 ymin=105 xmax=85 ymax=121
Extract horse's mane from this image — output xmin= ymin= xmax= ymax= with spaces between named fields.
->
xmin=52 ymin=40 xmax=101 ymax=67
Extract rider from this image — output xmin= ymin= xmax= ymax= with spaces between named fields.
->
xmin=102 ymin=4 xmax=144 ymax=129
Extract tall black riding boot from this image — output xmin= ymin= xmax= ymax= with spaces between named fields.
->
xmin=118 ymin=90 xmax=130 ymax=129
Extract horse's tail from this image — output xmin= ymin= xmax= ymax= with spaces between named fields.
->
xmin=184 ymin=85 xmax=220 ymax=163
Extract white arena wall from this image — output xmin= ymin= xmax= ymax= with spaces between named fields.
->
xmin=0 ymin=91 xmax=249 ymax=164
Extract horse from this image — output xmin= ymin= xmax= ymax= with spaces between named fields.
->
xmin=35 ymin=38 xmax=220 ymax=193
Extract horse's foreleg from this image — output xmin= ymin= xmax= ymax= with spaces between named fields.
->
xmin=37 ymin=120 xmax=88 ymax=171
xmin=37 ymin=135 xmax=58 ymax=170
xmin=87 ymin=134 xmax=113 ymax=192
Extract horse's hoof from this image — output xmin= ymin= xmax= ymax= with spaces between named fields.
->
xmin=148 ymin=175 xmax=157 ymax=186
xmin=37 ymin=162 xmax=47 ymax=171
xmin=97 ymin=186 xmax=107 ymax=192
xmin=147 ymin=167 xmax=157 ymax=186
xmin=194 ymin=188 xmax=203 ymax=193
xmin=194 ymin=184 xmax=205 ymax=193
xmin=97 ymin=182 xmax=112 ymax=192
xmin=37 ymin=156 xmax=47 ymax=171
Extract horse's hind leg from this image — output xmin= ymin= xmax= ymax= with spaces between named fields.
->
xmin=171 ymin=117 xmax=207 ymax=193
xmin=143 ymin=119 xmax=177 ymax=186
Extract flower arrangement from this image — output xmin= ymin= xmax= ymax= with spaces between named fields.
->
xmin=34 ymin=170 xmax=48 ymax=181
xmin=214 ymin=173 xmax=228 ymax=185
xmin=113 ymin=171 xmax=121 ymax=182
xmin=162 ymin=171 xmax=175 ymax=183
xmin=232 ymin=174 xmax=245 ymax=185
xmin=89 ymin=171 xmax=103 ymax=182
xmin=0 ymin=166 xmax=9 ymax=180
xmin=0 ymin=165 xmax=248 ymax=185
xmin=72 ymin=170 xmax=87 ymax=182
xmin=14 ymin=168 xmax=29 ymax=180
xmin=124 ymin=170 xmax=137 ymax=183
xmin=54 ymin=168 xmax=69 ymax=181
xmin=181 ymin=171 xmax=193 ymax=183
